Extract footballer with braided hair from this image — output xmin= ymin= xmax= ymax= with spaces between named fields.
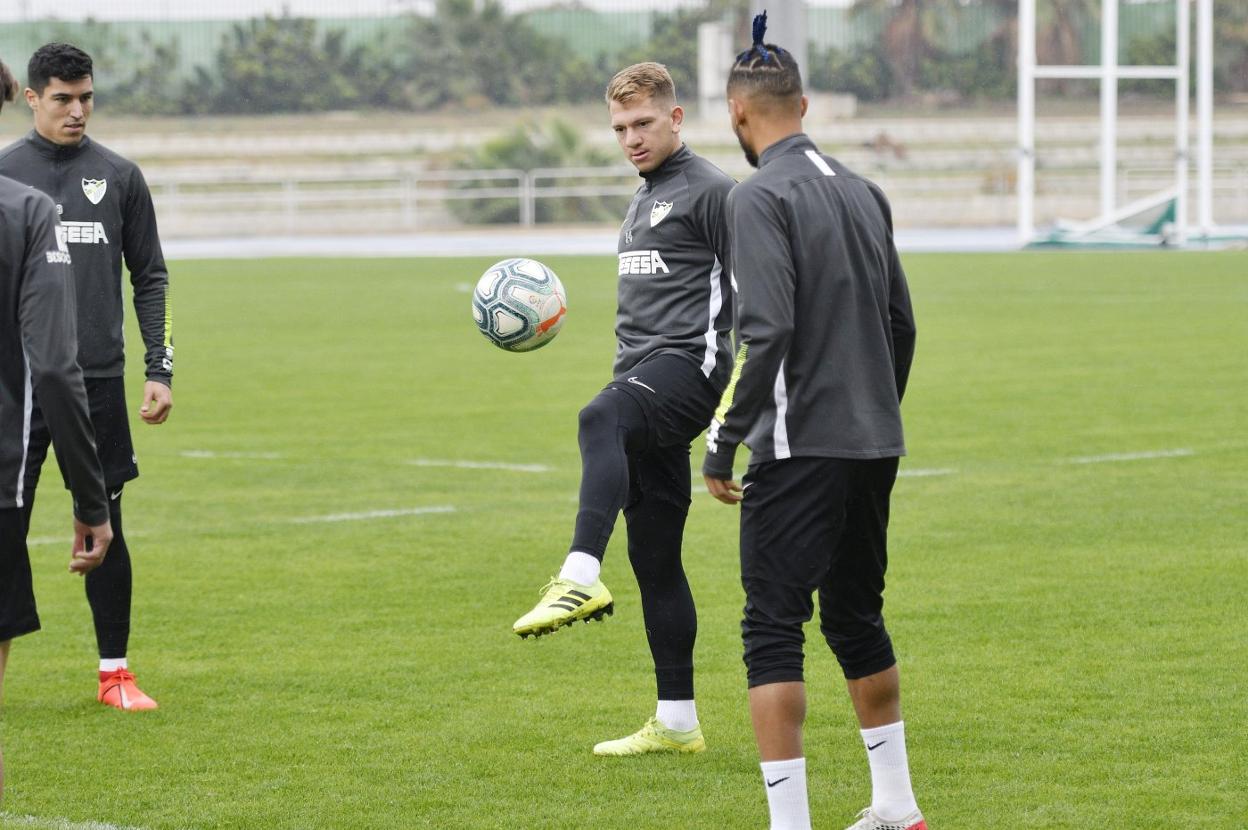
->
xmin=703 ymin=13 xmax=924 ymax=830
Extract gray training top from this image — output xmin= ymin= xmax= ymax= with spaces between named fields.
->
xmin=0 ymin=174 xmax=108 ymax=524
xmin=0 ymin=131 xmax=172 ymax=385
xmin=614 ymin=144 xmax=735 ymax=390
xmin=703 ymin=133 xmax=916 ymax=479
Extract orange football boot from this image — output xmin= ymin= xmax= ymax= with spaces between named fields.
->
xmin=97 ymin=668 xmax=158 ymax=711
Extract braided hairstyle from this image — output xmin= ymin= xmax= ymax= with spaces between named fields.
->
xmin=727 ymin=11 xmax=803 ymax=104
xmin=0 ymin=59 xmax=17 ymax=113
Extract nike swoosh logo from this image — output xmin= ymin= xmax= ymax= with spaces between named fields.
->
xmin=765 ymin=776 xmax=789 ymax=788
xmin=627 ymin=377 xmax=657 ymax=394
xmin=110 ymin=490 xmax=123 ymax=500
xmin=867 ymin=740 xmax=887 ymax=751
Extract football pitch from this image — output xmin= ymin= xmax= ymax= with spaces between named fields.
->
xmin=2 ymin=250 xmax=1245 ymax=830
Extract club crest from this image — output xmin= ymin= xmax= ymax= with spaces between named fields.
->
xmin=82 ymin=178 xmax=107 ymax=205
xmin=650 ymin=200 xmax=673 ymax=227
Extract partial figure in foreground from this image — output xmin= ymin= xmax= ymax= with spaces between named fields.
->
xmin=512 ymin=62 xmax=735 ymax=758
xmin=702 ymin=14 xmax=923 ymax=830
xmin=0 ymin=42 xmax=173 ymax=710
xmin=0 ymin=55 xmax=113 ymax=801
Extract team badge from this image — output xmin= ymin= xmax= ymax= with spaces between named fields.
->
xmin=82 ymin=178 xmax=107 ymax=205
xmin=650 ymin=200 xmax=673 ymax=227
xmin=624 ymin=226 xmax=633 ymax=245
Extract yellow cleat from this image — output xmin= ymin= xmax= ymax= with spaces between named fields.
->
xmin=513 ymin=577 xmax=613 ymax=638
xmin=593 ymin=717 xmax=705 ymax=756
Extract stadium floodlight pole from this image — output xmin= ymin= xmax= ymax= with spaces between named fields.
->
xmin=1174 ymin=0 xmax=1191 ymax=246
xmin=1196 ymin=0 xmax=1214 ymax=236
xmin=1100 ymin=0 xmax=1119 ymax=219
xmin=1017 ymin=0 xmax=1036 ymax=244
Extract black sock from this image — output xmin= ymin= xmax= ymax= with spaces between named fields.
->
xmin=86 ymin=489 xmax=132 ymax=661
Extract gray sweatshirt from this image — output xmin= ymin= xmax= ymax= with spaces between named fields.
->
xmin=703 ymin=133 xmax=916 ymax=479
xmin=0 ymin=175 xmax=107 ymax=524
xmin=614 ymin=144 xmax=735 ymax=390
xmin=0 ymin=131 xmax=172 ymax=385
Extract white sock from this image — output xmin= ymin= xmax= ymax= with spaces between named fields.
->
xmin=655 ymin=699 xmax=698 ymax=732
xmin=861 ymin=721 xmax=919 ymax=820
xmin=99 ymin=657 xmax=128 ymax=673
xmin=760 ymin=757 xmax=810 ymax=830
xmin=558 ymin=550 xmax=601 ymax=586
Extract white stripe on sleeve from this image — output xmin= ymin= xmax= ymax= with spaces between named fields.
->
xmin=772 ymin=360 xmax=791 ymax=459
xmin=805 ymin=150 xmax=837 ymax=177
xmin=700 ymin=256 xmax=724 ymax=378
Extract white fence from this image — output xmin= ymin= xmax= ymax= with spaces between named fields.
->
xmin=147 ymin=160 xmax=1248 ymax=238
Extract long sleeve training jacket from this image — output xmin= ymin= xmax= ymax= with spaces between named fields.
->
xmin=703 ymin=133 xmax=916 ymax=479
xmin=0 ymin=175 xmax=107 ymax=524
xmin=614 ymin=144 xmax=735 ymax=390
xmin=0 ymin=131 xmax=172 ymax=385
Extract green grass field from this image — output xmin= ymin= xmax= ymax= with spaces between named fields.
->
xmin=2 ymin=251 xmax=1245 ymax=830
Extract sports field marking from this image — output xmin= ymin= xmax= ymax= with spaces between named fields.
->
xmin=1066 ymin=448 xmax=1194 ymax=465
xmin=180 ymin=450 xmax=283 ymax=460
xmin=26 ymin=531 xmax=148 ymax=548
xmin=408 ymin=458 xmax=553 ymax=473
xmin=898 ymin=467 xmax=957 ymax=478
xmin=0 ymin=814 xmax=147 ymax=830
xmin=290 ymin=506 xmax=457 ymax=524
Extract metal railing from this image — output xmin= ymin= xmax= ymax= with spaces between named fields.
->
xmin=151 ymin=165 xmax=641 ymax=233
xmin=145 ymin=160 xmax=1248 ymax=236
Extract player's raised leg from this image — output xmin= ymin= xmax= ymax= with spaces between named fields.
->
xmin=512 ymin=388 xmax=647 ymax=637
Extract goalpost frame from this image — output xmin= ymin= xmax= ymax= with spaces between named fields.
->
xmin=1017 ymin=0 xmax=1215 ymax=246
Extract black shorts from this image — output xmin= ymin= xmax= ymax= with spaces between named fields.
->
xmin=26 ymin=375 xmax=139 ymax=496
xmin=608 ymin=352 xmax=721 ymax=450
xmin=0 ymin=507 xmax=39 ymax=641
xmin=609 ymin=353 xmax=721 ymax=509
xmin=739 ymin=455 xmax=900 ymax=685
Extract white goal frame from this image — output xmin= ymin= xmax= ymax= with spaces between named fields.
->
xmin=1017 ymin=0 xmax=1216 ymax=245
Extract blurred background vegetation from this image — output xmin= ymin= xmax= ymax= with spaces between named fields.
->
xmin=1 ymin=0 xmax=1243 ymax=116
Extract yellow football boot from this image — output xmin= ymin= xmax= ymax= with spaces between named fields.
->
xmin=513 ymin=577 xmax=613 ymax=638
xmin=592 ymin=717 xmax=706 ymax=756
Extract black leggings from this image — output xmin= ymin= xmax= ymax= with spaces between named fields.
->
xmin=24 ymin=487 xmax=132 ymax=660
xmin=569 ymin=386 xmax=698 ymax=699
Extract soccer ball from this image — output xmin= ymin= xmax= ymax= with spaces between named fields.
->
xmin=471 ymin=258 xmax=567 ymax=352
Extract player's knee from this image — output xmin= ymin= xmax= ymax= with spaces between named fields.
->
xmin=743 ymin=612 xmax=806 ymax=688
xmin=577 ymin=396 xmax=618 ymax=442
xmin=822 ymin=622 xmax=895 ymax=680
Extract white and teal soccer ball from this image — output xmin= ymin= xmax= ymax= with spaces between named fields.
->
xmin=471 ymin=258 xmax=567 ymax=352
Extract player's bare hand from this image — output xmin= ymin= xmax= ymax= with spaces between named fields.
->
xmin=70 ymin=518 xmax=112 ymax=575
xmin=704 ymin=475 xmax=743 ymax=505
xmin=140 ymin=380 xmax=172 ymax=425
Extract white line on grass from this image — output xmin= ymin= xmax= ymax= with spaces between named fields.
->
xmin=290 ymin=506 xmax=457 ymax=524
xmin=898 ymin=467 xmax=957 ymax=478
xmin=180 ymin=450 xmax=284 ymax=460
xmin=408 ymin=458 xmax=552 ymax=473
xmin=1066 ymin=448 xmax=1194 ymax=465
xmin=0 ymin=814 xmax=147 ymax=830
xmin=26 ymin=531 xmax=148 ymax=548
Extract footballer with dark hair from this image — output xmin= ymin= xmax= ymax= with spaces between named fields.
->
xmin=1 ymin=52 xmax=113 ymax=800
xmin=702 ymin=14 xmax=924 ymax=830
xmin=0 ymin=42 xmax=172 ymax=711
